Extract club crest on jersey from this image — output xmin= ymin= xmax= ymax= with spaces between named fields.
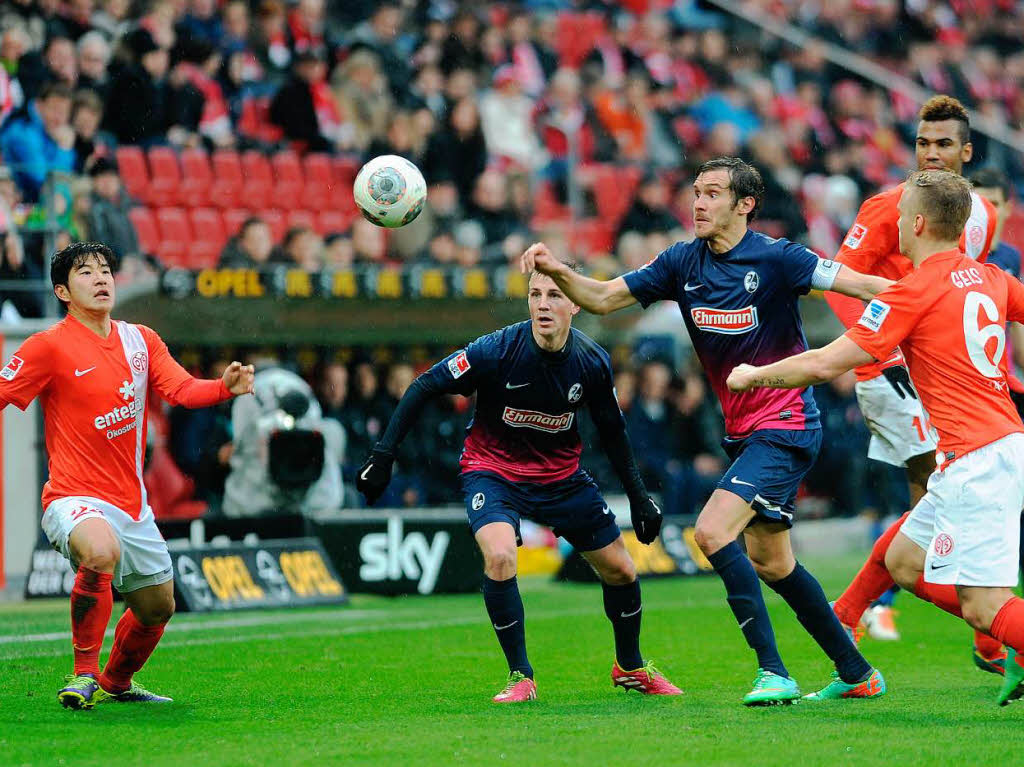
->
xmin=471 ymin=492 xmax=485 ymax=510
xmin=130 ymin=351 xmax=148 ymax=374
xmin=844 ymin=223 xmax=868 ymax=249
xmin=447 ymin=351 xmax=470 ymax=379
xmin=743 ymin=271 xmax=759 ymax=293
xmin=690 ymin=306 xmax=759 ymax=335
xmin=857 ymin=299 xmax=890 ymax=332
xmin=968 ymin=224 xmax=984 ymax=250
xmin=0 ymin=355 xmax=24 ymax=381
xmin=502 ymin=406 xmax=574 ymax=433
xmin=567 ymin=383 xmax=582 ymax=403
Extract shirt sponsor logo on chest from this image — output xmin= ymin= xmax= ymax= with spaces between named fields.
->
xmin=502 ymin=406 xmax=574 ymax=433
xmin=690 ymin=306 xmax=759 ymax=335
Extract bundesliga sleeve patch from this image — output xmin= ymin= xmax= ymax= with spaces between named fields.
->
xmin=0 ymin=355 xmax=24 ymax=381
xmin=447 ymin=351 xmax=471 ymax=379
xmin=857 ymin=299 xmax=890 ymax=332
xmin=844 ymin=224 xmax=868 ymax=249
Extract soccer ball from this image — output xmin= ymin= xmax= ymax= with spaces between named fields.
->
xmin=352 ymin=155 xmax=428 ymax=228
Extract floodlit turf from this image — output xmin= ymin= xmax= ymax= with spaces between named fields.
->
xmin=1 ymin=553 xmax=1021 ymax=767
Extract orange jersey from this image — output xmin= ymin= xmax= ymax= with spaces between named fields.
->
xmin=0 ymin=315 xmax=197 ymax=518
xmin=846 ymin=250 xmax=1024 ymax=468
xmin=829 ymin=183 xmax=998 ymax=380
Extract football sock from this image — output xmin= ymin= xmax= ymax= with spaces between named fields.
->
xmin=708 ymin=542 xmax=788 ymax=678
xmin=98 ymin=609 xmax=166 ymax=694
xmin=601 ymin=579 xmax=644 ymax=670
xmin=974 ymin=630 xmax=1004 ymax=658
xmin=912 ymin=574 xmax=962 ymax=617
xmin=833 ymin=511 xmax=909 ymax=628
xmin=872 ymin=586 xmax=899 ymax=609
xmin=767 ymin=562 xmax=873 ymax=684
xmin=70 ymin=568 xmax=113 ymax=676
xmin=482 ymin=575 xmax=532 ymax=679
xmin=989 ymin=598 xmax=1024 ymax=665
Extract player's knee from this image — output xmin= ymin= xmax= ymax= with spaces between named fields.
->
xmin=137 ymin=596 xmax=175 ymax=626
xmin=884 ymin=548 xmax=918 ymax=591
xmin=749 ymin=556 xmax=790 ymax=583
xmin=483 ymin=548 xmax=517 ymax=580
xmin=960 ymin=601 xmax=994 ymax=633
xmin=597 ymin=558 xmax=636 ymax=586
xmin=77 ymin=542 xmax=120 ymax=573
xmin=693 ymin=521 xmax=728 ymax=556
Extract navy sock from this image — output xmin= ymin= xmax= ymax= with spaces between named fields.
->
xmin=601 ymin=579 xmax=644 ymax=670
xmin=707 ymin=542 xmax=787 ymax=678
xmin=871 ymin=585 xmax=899 ymax=608
xmin=482 ymin=575 xmax=532 ymax=678
xmin=767 ymin=562 xmax=872 ymax=684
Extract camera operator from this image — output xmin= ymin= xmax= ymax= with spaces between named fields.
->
xmin=222 ymin=366 xmax=345 ymax=517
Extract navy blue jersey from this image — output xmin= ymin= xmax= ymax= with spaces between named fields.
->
xmin=988 ymin=242 xmax=1022 ymax=281
xmin=419 ymin=321 xmax=622 ymax=483
xmin=623 ymin=230 xmax=839 ymax=438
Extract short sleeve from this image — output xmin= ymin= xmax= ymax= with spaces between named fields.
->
xmin=835 ymin=190 xmax=900 ymax=272
xmin=622 ymin=245 xmax=682 ymax=308
xmin=139 ymin=325 xmax=192 ymax=401
xmin=0 ymin=333 xmax=53 ymax=410
xmin=844 ymin=279 xmax=926 ymax=361
xmin=779 ymin=240 xmax=840 ymax=294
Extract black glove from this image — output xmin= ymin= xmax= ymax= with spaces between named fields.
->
xmin=630 ymin=496 xmax=663 ymax=545
xmin=881 ymin=364 xmax=917 ymax=400
xmin=356 ymin=448 xmax=394 ymax=506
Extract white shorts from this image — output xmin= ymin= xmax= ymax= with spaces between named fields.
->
xmin=855 ymin=375 xmax=937 ymax=467
xmin=41 ymin=496 xmax=173 ymax=593
xmin=900 ymin=433 xmax=1024 ymax=587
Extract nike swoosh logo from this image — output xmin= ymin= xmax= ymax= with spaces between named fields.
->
xmin=620 ymin=607 xmax=642 ymax=618
xmin=505 ymin=382 xmax=530 ymax=389
xmin=493 ymin=620 xmax=519 ymax=631
xmin=930 ymin=562 xmax=953 ymax=570
xmin=730 ymin=477 xmax=756 ymax=488
xmin=359 ymin=465 xmax=373 ymax=481
xmin=738 ymin=617 xmax=754 ymax=629
xmin=74 ymin=367 xmax=96 ymax=377
xmin=684 ymin=283 xmax=704 ymax=291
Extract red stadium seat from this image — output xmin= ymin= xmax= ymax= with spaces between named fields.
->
xmin=147 ymin=146 xmax=181 ymax=206
xmin=240 ymin=150 xmax=273 ymax=210
xmin=569 ymin=218 xmax=615 ymax=256
xmin=287 ymin=209 xmax=316 ymax=232
xmin=331 ymin=157 xmax=360 ymax=214
xmin=223 ymin=208 xmax=251 ymax=237
xmin=189 ymin=207 xmax=227 ymax=268
xmin=302 ymin=152 xmax=332 ymax=210
xmin=555 ymin=12 xmax=607 ymax=68
xmin=179 ymin=148 xmax=212 ymax=207
xmin=532 ymin=182 xmax=571 ymax=224
xmin=237 ymin=96 xmax=284 ymax=145
xmin=116 ymin=146 xmax=150 ymax=204
xmin=144 ymin=444 xmax=208 ymax=521
xmin=316 ymin=209 xmax=354 ymax=236
xmin=155 ymin=206 xmax=192 ymax=268
xmin=128 ymin=206 xmax=159 ymax=256
xmin=591 ymin=165 xmax=642 ymax=224
xmin=209 ymin=150 xmax=243 ymax=208
xmin=260 ymin=208 xmax=286 ymax=243
xmin=271 ymin=150 xmax=304 ymax=210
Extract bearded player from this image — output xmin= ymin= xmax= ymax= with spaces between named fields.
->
xmin=0 ymin=242 xmax=254 ymax=709
xmin=729 ymin=170 xmax=1024 ymax=706
xmin=825 ymin=96 xmax=1000 ymax=664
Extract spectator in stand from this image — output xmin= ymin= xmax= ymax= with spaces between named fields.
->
xmin=748 ymin=129 xmax=808 ymax=241
xmin=0 ymin=177 xmax=45 ymax=319
xmin=347 ymin=2 xmax=409 ymax=101
xmin=332 ymin=50 xmax=392 ymax=153
xmin=338 ymin=359 xmax=391 ymax=478
xmin=423 ymin=97 xmax=487 ymax=206
xmin=466 ymin=169 xmax=527 ymax=263
xmin=616 ymin=172 xmax=680 ymax=245
xmin=408 ymin=64 xmax=447 ymax=119
xmin=90 ymin=0 xmax=133 ymax=42
xmin=280 ymin=225 xmax=323 ymax=272
xmin=86 ymin=156 xmax=144 ymax=270
xmin=75 ymin=31 xmax=109 ymax=101
xmin=670 ymin=367 xmax=725 ymax=516
xmin=17 ymin=35 xmax=77 ymax=101
xmin=317 ymin=361 xmax=348 ymax=421
xmin=70 ymin=89 xmax=113 ymax=172
xmin=269 ymin=48 xmax=343 ymax=152
xmin=351 ymin=217 xmax=386 ymax=263
xmin=1 ymin=25 xmax=31 ymax=112
xmin=582 ymin=14 xmax=645 ymax=91
xmin=252 ymin=0 xmax=291 ymax=84
xmin=219 ymin=216 xmax=274 ymax=268
xmin=178 ymin=0 xmax=223 ymax=48
xmin=0 ymin=81 xmax=75 ymax=202
xmin=322 ymin=233 xmax=355 ymax=269
xmin=177 ymin=40 xmax=234 ymax=148
xmin=439 ymin=9 xmax=485 ymax=78
xmin=971 ymin=168 xmax=1020 ymax=280
xmin=504 ymin=11 xmax=557 ymax=98
xmin=479 ymin=65 xmax=545 ymax=172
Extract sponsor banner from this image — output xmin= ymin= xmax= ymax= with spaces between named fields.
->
xmin=172 ymin=538 xmax=347 ymax=612
xmin=312 ymin=512 xmax=481 ymax=595
xmin=160 ymin=265 xmax=536 ymax=301
xmin=24 ymin=546 xmax=76 ymax=599
xmin=556 ymin=520 xmax=712 ymax=582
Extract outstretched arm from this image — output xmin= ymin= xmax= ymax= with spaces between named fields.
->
xmin=829 ymin=264 xmax=894 ymax=302
xmin=727 ymin=335 xmax=874 ymax=392
xmin=520 ymin=242 xmax=637 ymax=315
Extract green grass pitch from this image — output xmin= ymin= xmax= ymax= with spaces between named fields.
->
xmin=1 ymin=553 xmax=1019 ymax=766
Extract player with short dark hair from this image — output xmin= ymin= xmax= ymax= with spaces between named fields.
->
xmin=356 ymin=268 xmax=681 ymax=703
xmin=728 ymin=169 xmax=1024 ymax=706
xmin=0 ymin=242 xmax=254 ymax=708
xmin=522 ymin=156 xmax=891 ymax=705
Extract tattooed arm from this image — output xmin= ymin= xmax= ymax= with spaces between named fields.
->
xmin=726 ymin=336 xmax=875 ymax=392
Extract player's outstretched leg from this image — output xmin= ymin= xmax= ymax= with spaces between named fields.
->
xmin=694 ymin=492 xmax=798 ymax=706
xmin=582 ymin=538 xmax=682 ymax=696
xmin=97 ymin=581 xmax=175 ymax=703
xmin=476 ymin=522 xmax=536 ymax=703
xmin=58 ymin=519 xmax=118 ymax=710
xmin=832 ymin=512 xmax=908 ymax=636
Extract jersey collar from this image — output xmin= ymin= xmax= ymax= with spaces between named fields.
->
xmin=529 ymin=326 xmax=574 ymax=363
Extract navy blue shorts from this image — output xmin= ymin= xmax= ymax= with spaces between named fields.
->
xmin=717 ymin=429 xmax=822 ymax=528
xmin=460 ymin=470 xmax=620 ymax=552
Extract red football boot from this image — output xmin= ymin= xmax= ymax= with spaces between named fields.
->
xmin=611 ymin=660 xmax=683 ymax=695
xmin=492 ymin=671 xmax=537 ymax=703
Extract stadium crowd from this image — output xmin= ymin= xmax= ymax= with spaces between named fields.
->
xmin=0 ymin=0 xmax=1020 ymax=520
